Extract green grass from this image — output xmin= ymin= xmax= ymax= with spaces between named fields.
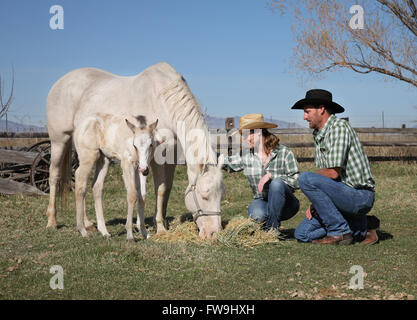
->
xmin=0 ymin=162 xmax=416 ymax=300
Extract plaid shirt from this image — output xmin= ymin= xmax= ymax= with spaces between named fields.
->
xmin=222 ymin=145 xmax=300 ymax=199
xmin=313 ymin=114 xmax=375 ymax=189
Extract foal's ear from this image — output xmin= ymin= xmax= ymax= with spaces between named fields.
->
xmin=149 ymin=119 xmax=158 ymax=131
xmin=125 ymin=119 xmax=136 ymax=134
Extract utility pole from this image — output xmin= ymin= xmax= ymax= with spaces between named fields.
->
xmin=382 ymin=111 xmax=385 ymax=128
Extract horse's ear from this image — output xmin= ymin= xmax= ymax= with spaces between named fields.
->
xmin=125 ymin=119 xmax=136 ymax=134
xmin=149 ymin=119 xmax=158 ymax=131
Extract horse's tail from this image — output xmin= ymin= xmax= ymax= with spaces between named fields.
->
xmin=57 ymin=138 xmax=73 ymax=210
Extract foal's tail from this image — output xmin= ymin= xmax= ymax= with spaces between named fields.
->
xmin=57 ymin=138 xmax=74 ymax=209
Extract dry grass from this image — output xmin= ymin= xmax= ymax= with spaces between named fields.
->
xmin=0 ymin=138 xmax=46 ymax=148
xmin=364 ymin=146 xmax=417 ymax=158
xmin=216 ymin=216 xmax=281 ymax=247
xmin=151 ymin=215 xmax=281 ymax=248
xmin=291 ymin=146 xmax=417 ymax=160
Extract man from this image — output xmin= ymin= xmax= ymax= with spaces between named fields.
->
xmin=291 ymin=89 xmax=378 ymax=245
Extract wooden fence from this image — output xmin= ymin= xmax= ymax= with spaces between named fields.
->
xmin=1 ymin=128 xmax=417 ymax=162
xmin=2 ymin=127 xmax=417 ymax=140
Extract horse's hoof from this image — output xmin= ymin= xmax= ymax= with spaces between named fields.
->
xmin=156 ymin=229 xmax=167 ymax=236
xmin=46 ymin=222 xmax=57 ymax=230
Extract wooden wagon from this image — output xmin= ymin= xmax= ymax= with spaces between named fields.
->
xmin=0 ymin=140 xmax=78 ymax=195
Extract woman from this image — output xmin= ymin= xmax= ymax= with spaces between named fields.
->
xmin=221 ymin=114 xmax=300 ymax=231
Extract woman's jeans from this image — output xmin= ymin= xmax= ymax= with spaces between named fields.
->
xmin=294 ymin=172 xmax=375 ymax=242
xmin=248 ymin=178 xmax=300 ymax=230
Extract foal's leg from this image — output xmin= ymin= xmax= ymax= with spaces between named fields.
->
xmin=92 ymin=155 xmax=111 ymax=237
xmin=136 ymin=172 xmax=149 ymax=239
xmin=150 ymin=162 xmax=168 ymax=234
xmin=75 ymin=150 xmax=99 ymax=237
xmin=121 ymin=160 xmax=137 ymax=241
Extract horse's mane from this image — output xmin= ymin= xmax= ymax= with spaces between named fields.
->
xmin=159 ymin=77 xmax=217 ymax=165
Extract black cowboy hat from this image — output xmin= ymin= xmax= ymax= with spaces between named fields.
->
xmin=291 ymin=89 xmax=345 ymax=114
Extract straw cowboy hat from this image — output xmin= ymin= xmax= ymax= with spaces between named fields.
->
xmin=231 ymin=113 xmax=277 ymax=136
xmin=291 ymin=89 xmax=345 ymax=114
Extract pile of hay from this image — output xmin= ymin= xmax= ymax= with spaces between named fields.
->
xmin=150 ymin=216 xmax=281 ymax=248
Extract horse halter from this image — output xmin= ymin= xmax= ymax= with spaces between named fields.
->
xmin=185 ymin=164 xmax=222 ymax=222
xmin=186 ymin=184 xmax=222 ymax=222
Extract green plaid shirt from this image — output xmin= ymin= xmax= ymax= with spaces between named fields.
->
xmin=222 ymin=145 xmax=300 ymax=199
xmin=313 ymin=114 xmax=375 ymax=189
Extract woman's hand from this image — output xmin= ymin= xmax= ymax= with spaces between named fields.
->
xmin=257 ymin=172 xmax=271 ymax=193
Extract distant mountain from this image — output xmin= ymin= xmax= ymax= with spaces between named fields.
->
xmin=205 ymin=115 xmax=303 ymax=129
xmin=0 ymin=120 xmax=46 ymax=132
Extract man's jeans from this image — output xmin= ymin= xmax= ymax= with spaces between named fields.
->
xmin=294 ymin=172 xmax=375 ymax=242
xmin=248 ymin=178 xmax=300 ymax=230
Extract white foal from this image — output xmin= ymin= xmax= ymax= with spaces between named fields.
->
xmin=73 ymin=112 xmax=159 ymax=241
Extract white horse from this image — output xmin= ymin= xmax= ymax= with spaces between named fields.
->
xmin=46 ymin=62 xmax=224 ymax=239
xmin=73 ymin=112 xmax=158 ymax=240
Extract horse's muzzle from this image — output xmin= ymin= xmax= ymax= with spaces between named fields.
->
xmin=140 ymin=167 xmax=149 ymax=176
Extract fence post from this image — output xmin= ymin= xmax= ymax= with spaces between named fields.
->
xmin=225 ymin=117 xmax=235 ymax=156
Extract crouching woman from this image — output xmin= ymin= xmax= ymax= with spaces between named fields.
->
xmin=220 ymin=114 xmax=300 ymax=231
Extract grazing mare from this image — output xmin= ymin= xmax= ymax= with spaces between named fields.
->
xmin=73 ymin=113 xmax=158 ymax=240
xmin=46 ymin=62 xmax=224 ymax=239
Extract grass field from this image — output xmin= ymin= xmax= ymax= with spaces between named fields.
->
xmin=0 ymin=162 xmax=416 ymax=300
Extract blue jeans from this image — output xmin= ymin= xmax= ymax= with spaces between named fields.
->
xmin=248 ymin=178 xmax=300 ymax=230
xmin=294 ymin=172 xmax=375 ymax=242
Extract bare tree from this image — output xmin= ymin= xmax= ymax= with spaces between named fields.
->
xmin=268 ymin=0 xmax=417 ymax=88
xmin=0 ymin=70 xmax=14 ymax=120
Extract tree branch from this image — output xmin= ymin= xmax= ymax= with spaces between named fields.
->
xmin=0 ymin=71 xmax=14 ymax=120
xmin=376 ymin=0 xmax=417 ymax=37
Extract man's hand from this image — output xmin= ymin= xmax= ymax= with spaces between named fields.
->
xmin=257 ymin=172 xmax=271 ymax=193
xmin=306 ymin=204 xmax=316 ymax=220
xmin=316 ymin=167 xmax=342 ymax=180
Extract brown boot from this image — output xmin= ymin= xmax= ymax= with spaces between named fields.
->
xmin=360 ymin=229 xmax=378 ymax=245
xmin=312 ymin=233 xmax=353 ymax=245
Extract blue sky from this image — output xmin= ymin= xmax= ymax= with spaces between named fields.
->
xmin=0 ymin=0 xmax=416 ymax=128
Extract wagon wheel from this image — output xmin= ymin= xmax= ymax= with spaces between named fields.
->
xmin=27 ymin=140 xmax=51 ymax=154
xmin=29 ymin=141 xmax=79 ymax=193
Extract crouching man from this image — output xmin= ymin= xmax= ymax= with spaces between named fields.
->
xmin=291 ymin=89 xmax=378 ymax=245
